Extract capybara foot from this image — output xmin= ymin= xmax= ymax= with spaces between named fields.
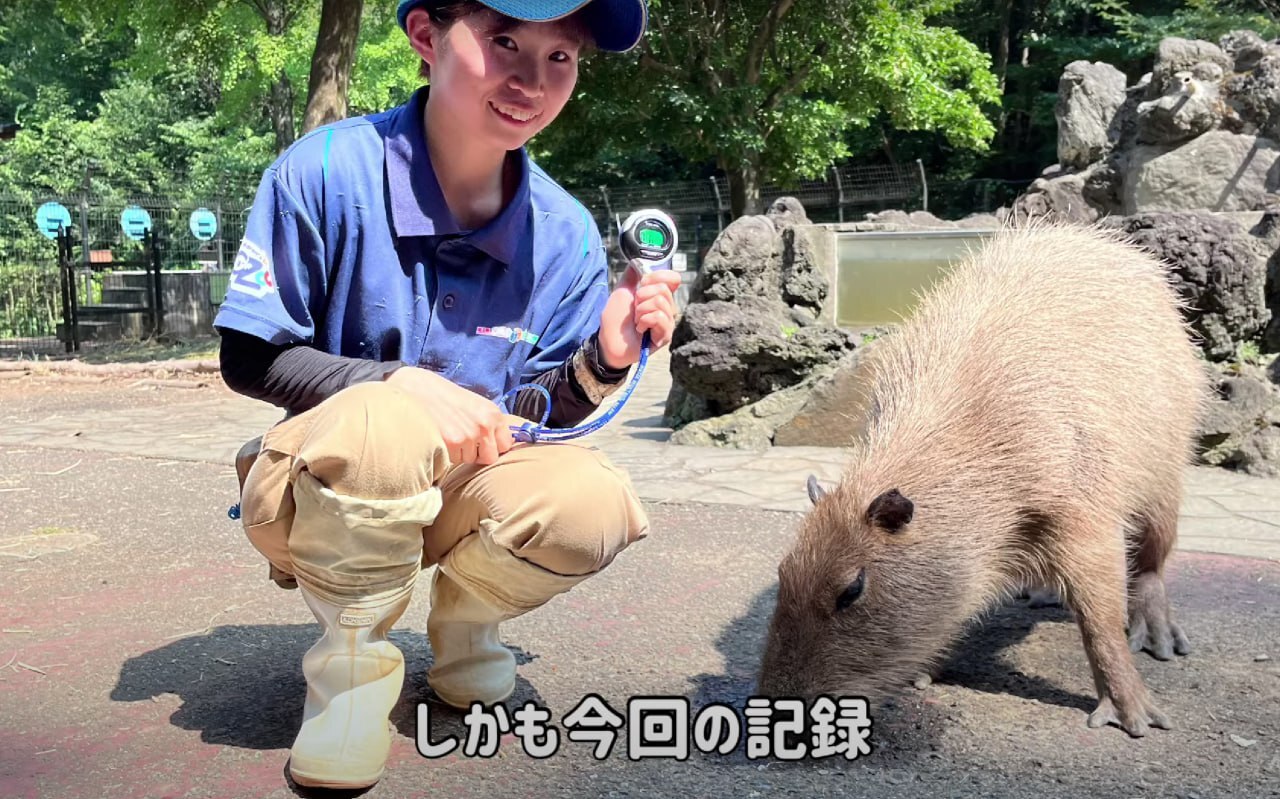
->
xmin=1022 ymin=586 xmax=1062 ymax=609
xmin=1127 ymin=572 xmax=1191 ymax=661
xmin=1087 ymin=693 xmax=1172 ymax=738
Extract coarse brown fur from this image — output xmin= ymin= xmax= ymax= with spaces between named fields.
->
xmin=757 ymin=220 xmax=1211 ymax=738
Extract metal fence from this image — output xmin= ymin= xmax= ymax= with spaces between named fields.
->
xmin=0 ymin=193 xmax=250 ymax=356
xmin=573 ymin=163 xmax=927 ymax=268
xmin=0 ymin=160 xmax=1024 ymax=358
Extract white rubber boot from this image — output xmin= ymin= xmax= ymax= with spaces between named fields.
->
xmin=288 ymin=580 xmax=414 ymax=790
xmin=427 ymin=530 xmax=591 ymax=709
xmin=426 ymin=569 xmax=516 ymax=709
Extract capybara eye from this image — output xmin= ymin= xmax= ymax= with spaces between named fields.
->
xmin=836 ymin=569 xmax=866 ymax=612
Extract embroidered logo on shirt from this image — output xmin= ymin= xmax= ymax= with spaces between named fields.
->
xmin=476 ymin=326 xmax=540 ymax=345
xmin=228 ymin=239 xmax=276 ymax=298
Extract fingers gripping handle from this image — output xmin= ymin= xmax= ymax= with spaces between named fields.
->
xmin=619 ymin=209 xmax=678 ymax=274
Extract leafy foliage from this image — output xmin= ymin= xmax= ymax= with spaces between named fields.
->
xmin=0 ymin=0 xmax=1275 ymax=219
xmin=537 ymin=0 xmax=1000 ymax=213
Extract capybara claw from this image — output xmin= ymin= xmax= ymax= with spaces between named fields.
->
xmin=1087 ymin=697 xmax=1119 ymax=730
xmin=1088 ymin=695 xmax=1172 ymax=737
xmin=1127 ymin=620 xmax=1188 ymax=660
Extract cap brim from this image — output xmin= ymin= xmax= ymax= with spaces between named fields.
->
xmin=398 ymin=0 xmax=647 ymax=53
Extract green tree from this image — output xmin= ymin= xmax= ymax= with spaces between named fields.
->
xmin=538 ymin=0 xmax=1000 ymax=218
xmin=927 ymin=0 xmax=1280 ymax=194
xmin=1091 ymin=0 xmax=1279 ymax=50
xmin=302 ymin=0 xmax=365 ymax=134
xmin=0 ymin=0 xmax=129 ymax=123
xmin=345 ymin=2 xmax=422 ymax=117
xmin=65 ymin=0 xmax=321 ymax=155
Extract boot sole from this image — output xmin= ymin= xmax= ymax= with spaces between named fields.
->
xmin=433 ymin=681 xmax=515 ymax=710
xmin=290 ymin=762 xmax=385 ymax=790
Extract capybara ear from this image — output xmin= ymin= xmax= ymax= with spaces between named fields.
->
xmin=806 ymin=474 xmax=827 ymax=505
xmin=866 ymin=489 xmax=913 ymax=533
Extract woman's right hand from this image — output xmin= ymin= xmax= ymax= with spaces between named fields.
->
xmin=384 ymin=366 xmax=516 ymax=465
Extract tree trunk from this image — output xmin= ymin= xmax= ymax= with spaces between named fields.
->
xmin=253 ymin=0 xmax=297 ymax=153
xmin=269 ymin=73 xmax=296 ymax=154
xmin=994 ymin=0 xmax=1013 ymax=146
xmin=726 ymin=158 xmax=763 ymax=219
xmin=995 ymin=0 xmax=1012 ymax=93
xmin=302 ymin=0 xmax=364 ymax=135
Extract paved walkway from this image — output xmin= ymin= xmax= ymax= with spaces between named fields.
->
xmin=1 ymin=348 xmax=1278 ymax=561
xmin=3 ymin=351 xmax=1279 ymax=799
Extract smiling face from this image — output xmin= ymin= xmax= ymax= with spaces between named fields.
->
xmin=407 ymin=7 xmax=585 ymax=153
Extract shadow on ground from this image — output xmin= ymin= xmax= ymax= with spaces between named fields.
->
xmin=110 ymin=623 xmax=541 ymax=753
xmin=679 ymin=583 xmax=1094 ymax=772
xmin=677 ymin=550 xmax=1280 ymax=795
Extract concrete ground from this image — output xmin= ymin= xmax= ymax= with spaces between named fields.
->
xmin=1 ymin=351 xmax=1278 ymax=798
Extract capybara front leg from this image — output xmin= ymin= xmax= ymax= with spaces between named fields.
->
xmin=1127 ymin=506 xmax=1190 ymax=661
xmin=1056 ymin=526 xmax=1172 ymax=737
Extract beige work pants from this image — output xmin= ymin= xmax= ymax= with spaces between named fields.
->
xmin=235 ymin=381 xmax=649 ymax=614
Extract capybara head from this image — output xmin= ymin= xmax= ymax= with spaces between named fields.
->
xmin=756 ymin=475 xmax=972 ymax=702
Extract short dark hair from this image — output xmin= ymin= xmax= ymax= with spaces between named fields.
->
xmin=412 ymin=0 xmax=595 ymax=80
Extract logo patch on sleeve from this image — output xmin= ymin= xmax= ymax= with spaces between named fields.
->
xmin=229 ymin=239 xmax=276 ymax=298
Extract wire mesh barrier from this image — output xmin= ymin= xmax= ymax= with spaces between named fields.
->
xmin=0 ymin=193 xmax=250 ymax=357
xmin=0 ymin=162 xmax=1024 ymax=358
xmin=574 ymin=162 xmax=928 ymax=258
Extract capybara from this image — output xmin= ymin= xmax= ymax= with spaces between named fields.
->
xmin=757 ymin=221 xmax=1209 ymax=738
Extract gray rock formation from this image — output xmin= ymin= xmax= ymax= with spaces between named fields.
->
xmin=667 ymin=357 xmax=851 ymax=450
xmin=1150 ymin=36 xmax=1233 ymax=97
xmin=692 ymin=215 xmax=781 ymax=304
xmin=1009 ymin=167 xmax=1101 ymax=223
xmin=772 ymin=343 xmax=879 ymax=447
xmin=1221 ymin=29 xmax=1273 ymax=73
xmin=1250 ymin=209 xmax=1280 ymax=352
xmin=1198 ymin=361 xmax=1280 ymax=478
xmin=1224 ymin=54 xmax=1280 ymax=139
xmin=664 ymin=197 xmax=859 ymax=437
xmin=1267 ymin=243 xmax=1280 ymax=352
xmin=1123 ymin=130 xmax=1280 ymax=214
xmin=1135 ymin=70 xmax=1224 ymax=145
xmin=1057 ymin=61 xmax=1129 ymax=169
xmin=1099 ymin=212 xmax=1272 ymax=361
xmin=1016 ymin=32 xmax=1280 ymax=221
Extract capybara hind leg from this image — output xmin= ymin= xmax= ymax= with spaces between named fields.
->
xmin=1055 ymin=522 xmax=1172 ymax=737
xmin=1127 ymin=504 xmax=1190 ymax=660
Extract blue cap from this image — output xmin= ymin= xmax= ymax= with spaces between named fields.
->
xmin=397 ymin=0 xmax=648 ymax=53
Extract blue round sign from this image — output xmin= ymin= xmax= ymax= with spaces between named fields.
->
xmin=120 ymin=205 xmax=152 ymax=240
xmin=35 ymin=202 xmax=72 ymax=240
xmin=189 ymin=208 xmax=218 ymax=241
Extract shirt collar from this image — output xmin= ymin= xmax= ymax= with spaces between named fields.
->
xmin=385 ymin=86 xmax=530 ymax=265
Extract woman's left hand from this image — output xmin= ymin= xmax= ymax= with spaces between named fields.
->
xmin=597 ymin=266 xmax=683 ymax=370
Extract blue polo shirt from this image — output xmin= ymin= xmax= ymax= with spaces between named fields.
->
xmin=213 ymin=86 xmax=609 ymax=401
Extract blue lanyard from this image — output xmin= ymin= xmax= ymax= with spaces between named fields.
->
xmin=499 ymin=331 xmax=651 ymax=443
